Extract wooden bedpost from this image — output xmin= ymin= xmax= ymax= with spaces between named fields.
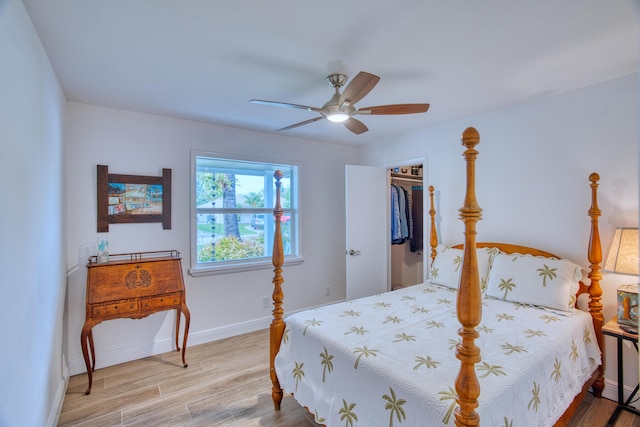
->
xmin=429 ymin=185 xmax=438 ymax=263
xmin=270 ymin=170 xmax=285 ymax=410
xmin=587 ymin=172 xmax=605 ymax=397
xmin=454 ymin=127 xmax=482 ymax=427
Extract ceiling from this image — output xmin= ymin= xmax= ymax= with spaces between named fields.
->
xmin=22 ymin=1 xmax=639 ymax=145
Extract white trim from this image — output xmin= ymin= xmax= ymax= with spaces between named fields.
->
xmin=602 ymin=377 xmax=640 ymax=410
xmin=68 ymin=317 xmax=269 ymax=376
xmin=46 ymin=375 xmax=68 ymax=427
xmin=66 ymin=301 xmax=343 ymax=376
xmin=189 ymin=256 xmax=304 ymax=277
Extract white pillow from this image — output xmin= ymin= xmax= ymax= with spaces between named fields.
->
xmin=485 ymin=253 xmax=583 ymax=311
xmin=430 ymin=245 xmax=499 ymax=290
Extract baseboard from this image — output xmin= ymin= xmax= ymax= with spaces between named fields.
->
xmin=67 ymin=301 xmax=345 ymax=377
xmin=46 ymin=374 xmax=69 ymax=427
xmin=602 ymin=377 xmax=640 ymax=410
xmin=68 ymin=316 xmax=273 ymax=376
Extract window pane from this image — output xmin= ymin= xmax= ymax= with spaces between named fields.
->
xmin=196 ymin=213 xmax=267 ymax=262
xmin=196 ymin=158 xmax=293 ymax=209
xmin=195 ymin=212 xmax=293 ymax=263
xmin=196 ymin=173 xmax=265 ymax=209
xmin=237 ymin=174 xmax=265 ymax=208
xmin=279 ymin=215 xmax=292 ymax=255
xmin=274 ymin=176 xmax=291 ymax=209
xmin=192 ymin=154 xmax=297 ymax=271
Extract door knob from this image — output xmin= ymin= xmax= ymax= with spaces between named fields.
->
xmin=347 ymin=249 xmax=361 ymax=256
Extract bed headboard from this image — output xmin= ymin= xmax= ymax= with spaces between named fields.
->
xmin=453 ymin=242 xmax=560 ymax=258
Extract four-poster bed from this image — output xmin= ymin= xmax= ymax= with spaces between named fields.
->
xmin=268 ymin=127 xmax=604 ymax=426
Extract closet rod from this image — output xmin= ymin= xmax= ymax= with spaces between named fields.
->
xmin=390 ymin=173 xmax=422 ymax=183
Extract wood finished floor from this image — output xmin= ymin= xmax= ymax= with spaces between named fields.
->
xmin=59 ymin=328 xmax=640 ymax=427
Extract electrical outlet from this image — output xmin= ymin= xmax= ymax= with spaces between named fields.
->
xmin=325 ymin=286 xmax=331 ymax=297
xmin=263 ymin=296 xmax=270 ymax=309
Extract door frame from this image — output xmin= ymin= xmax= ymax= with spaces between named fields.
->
xmin=383 ymin=156 xmax=429 ymax=286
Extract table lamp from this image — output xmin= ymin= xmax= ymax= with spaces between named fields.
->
xmin=605 ymin=227 xmax=639 ymax=334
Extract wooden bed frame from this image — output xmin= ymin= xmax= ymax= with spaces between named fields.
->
xmin=268 ymin=127 xmax=604 ymax=427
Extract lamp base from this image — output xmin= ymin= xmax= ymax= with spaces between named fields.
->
xmin=617 ymin=284 xmax=639 ymax=331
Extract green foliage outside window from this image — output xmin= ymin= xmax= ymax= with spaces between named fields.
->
xmin=198 ymin=233 xmax=265 ymax=262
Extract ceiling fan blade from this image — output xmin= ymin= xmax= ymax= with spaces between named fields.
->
xmin=277 ymin=116 xmax=324 ymax=132
xmin=339 ymin=71 xmax=380 ymax=105
xmin=343 ymin=118 xmax=368 ymax=135
xmin=250 ymin=99 xmax=321 ymax=113
xmin=357 ymin=104 xmax=430 ymax=115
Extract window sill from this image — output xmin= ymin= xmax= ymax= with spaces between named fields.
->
xmin=188 ymin=256 xmax=304 ymax=277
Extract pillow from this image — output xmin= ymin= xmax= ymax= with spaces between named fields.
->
xmin=430 ymin=244 xmax=500 ymax=290
xmin=485 ymin=253 xmax=584 ymax=311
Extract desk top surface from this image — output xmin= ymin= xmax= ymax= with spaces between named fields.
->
xmin=603 ymin=317 xmax=638 ymax=341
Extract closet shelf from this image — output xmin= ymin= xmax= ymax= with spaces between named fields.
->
xmin=390 ymin=173 xmax=422 ymax=183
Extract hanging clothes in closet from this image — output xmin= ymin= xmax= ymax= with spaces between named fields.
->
xmin=390 ymin=183 xmax=413 ymax=244
xmin=410 ymin=186 xmax=423 ymax=253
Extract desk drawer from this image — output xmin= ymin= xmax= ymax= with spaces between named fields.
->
xmin=141 ymin=293 xmax=182 ymax=311
xmin=92 ymin=301 xmax=140 ymax=318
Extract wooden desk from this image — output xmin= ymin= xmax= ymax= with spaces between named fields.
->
xmin=602 ymin=317 xmax=639 ymax=426
xmin=81 ymin=250 xmax=190 ymax=395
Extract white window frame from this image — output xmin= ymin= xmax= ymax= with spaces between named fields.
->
xmin=189 ymin=150 xmax=303 ymax=277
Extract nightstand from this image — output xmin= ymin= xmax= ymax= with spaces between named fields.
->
xmin=602 ymin=317 xmax=639 ymax=426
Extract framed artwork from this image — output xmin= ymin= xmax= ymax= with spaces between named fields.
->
xmin=97 ymin=165 xmax=172 ymax=232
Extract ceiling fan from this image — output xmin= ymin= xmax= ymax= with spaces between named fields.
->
xmin=250 ymin=71 xmax=430 ymax=135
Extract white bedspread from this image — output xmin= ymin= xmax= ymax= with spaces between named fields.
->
xmin=274 ymin=283 xmax=601 ymax=426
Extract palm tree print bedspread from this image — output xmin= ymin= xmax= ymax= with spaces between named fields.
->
xmin=274 ymin=283 xmax=600 ymax=426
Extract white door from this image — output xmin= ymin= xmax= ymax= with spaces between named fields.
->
xmin=345 ymin=165 xmax=388 ymax=300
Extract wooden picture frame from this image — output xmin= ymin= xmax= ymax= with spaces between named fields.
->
xmin=97 ymin=165 xmax=172 ymax=232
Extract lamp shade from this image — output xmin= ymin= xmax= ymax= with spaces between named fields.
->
xmin=604 ymin=227 xmax=639 ymax=276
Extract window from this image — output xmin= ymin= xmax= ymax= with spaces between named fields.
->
xmin=190 ymin=152 xmax=300 ymax=276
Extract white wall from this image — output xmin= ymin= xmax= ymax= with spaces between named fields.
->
xmin=6 ymin=0 xmax=636 ymax=419
xmin=64 ymin=102 xmax=359 ymax=375
xmin=359 ymin=73 xmax=639 ymax=405
xmin=0 ymin=1 xmax=67 ymax=426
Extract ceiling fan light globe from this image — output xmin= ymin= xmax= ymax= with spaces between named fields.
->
xmin=327 ymin=113 xmax=349 ymax=123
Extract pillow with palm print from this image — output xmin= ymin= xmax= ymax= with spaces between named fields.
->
xmin=429 ymin=245 xmax=500 ymax=290
xmin=485 ymin=253 xmax=584 ymax=311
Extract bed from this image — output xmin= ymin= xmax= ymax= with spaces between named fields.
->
xmin=268 ymin=127 xmax=605 ymax=426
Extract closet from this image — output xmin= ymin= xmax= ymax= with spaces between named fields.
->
xmin=390 ymin=164 xmax=424 ymax=289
